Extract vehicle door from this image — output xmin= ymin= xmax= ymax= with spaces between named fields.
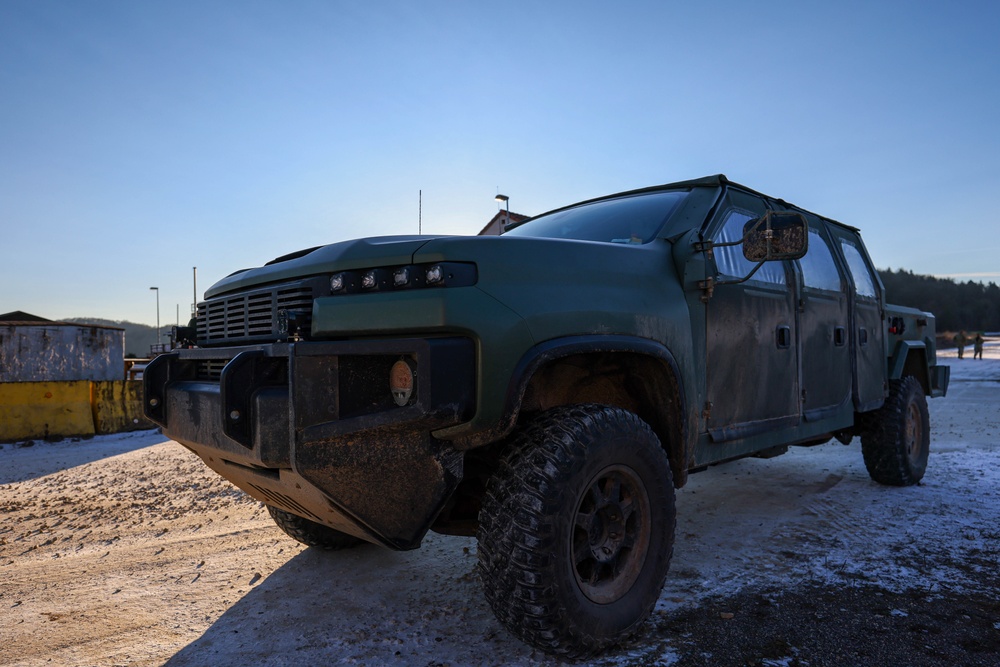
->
xmin=703 ymin=189 xmax=799 ymax=441
xmin=826 ymin=226 xmax=886 ymax=411
xmin=793 ymin=219 xmax=852 ymax=419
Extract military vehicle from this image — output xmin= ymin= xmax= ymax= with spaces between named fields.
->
xmin=145 ymin=175 xmax=949 ymax=657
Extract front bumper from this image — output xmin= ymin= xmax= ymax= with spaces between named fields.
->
xmin=144 ymin=337 xmax=475 ymax=550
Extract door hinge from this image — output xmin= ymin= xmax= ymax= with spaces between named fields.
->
xmin=698 ymin=277 xmax=715 ymax=303
xmin=693 ymin=240 xmax=715 ymax=259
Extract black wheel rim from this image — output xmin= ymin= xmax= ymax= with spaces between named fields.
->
xmin=571 ymin=464 xmax=651 ymax=604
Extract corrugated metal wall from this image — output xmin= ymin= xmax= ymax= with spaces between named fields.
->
xmin=0 ymin=324 xmax=124 ymax=382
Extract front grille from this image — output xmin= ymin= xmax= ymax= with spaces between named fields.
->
xmin=196 ymin=277 xmax=327 ymax=346
xmin=195 ymin=359 xmax=227 ymax=381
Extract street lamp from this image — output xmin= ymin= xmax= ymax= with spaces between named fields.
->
xmin=149 ymin=286 xmax=160 ymax=345
xmin=495 ymin=194 xmax=510 ymax=232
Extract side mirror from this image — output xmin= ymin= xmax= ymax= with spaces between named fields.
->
xmin=742 ymin=211 xmax=808 ymax=262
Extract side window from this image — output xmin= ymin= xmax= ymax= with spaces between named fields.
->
xmin=798 ymin=229 xmax=843 ymax=292
xmin=713 ymin=209 xmax=787 ymax=285
xmin=840 ymin=240 xmax=876 ymax=298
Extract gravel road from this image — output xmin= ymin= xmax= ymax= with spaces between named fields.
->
xmin=1 ymin=350 xmax=997 ymax=666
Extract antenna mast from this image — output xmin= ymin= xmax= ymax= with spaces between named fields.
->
xmin=419 ymin=190 xmax=422 ymax=235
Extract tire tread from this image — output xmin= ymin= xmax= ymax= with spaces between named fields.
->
xmin=477 ymin=404 xmax=675 ymax=658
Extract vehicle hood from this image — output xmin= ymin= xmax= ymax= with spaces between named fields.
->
xmin=205 ymin=235 xmax=448 ymax=298
xmin=205 ymin=233 xmax=678 ymax=314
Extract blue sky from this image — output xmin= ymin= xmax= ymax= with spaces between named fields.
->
xmin=2 ymin=0 xmax=998 ymax=326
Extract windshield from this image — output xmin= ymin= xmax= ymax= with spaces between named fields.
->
xmin=504 ymin=190 xmax=687 ymax=244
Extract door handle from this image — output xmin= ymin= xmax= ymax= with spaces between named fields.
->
xmin=834 ymin=326 xmax=846 ymax=347
xmin=776 ymin=325 xmax=791 ymax=349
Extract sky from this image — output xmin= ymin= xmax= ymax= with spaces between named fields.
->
xmin=2 ymin=0 xmax=999 ymax=326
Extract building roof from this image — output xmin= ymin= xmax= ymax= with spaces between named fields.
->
xmin=478 ymin=210 xmax=531 ymax=236
xmin=0 ymin=310 xmax=54 ymax=323
xmin=0 ymin=311 xmax=123 ymax=330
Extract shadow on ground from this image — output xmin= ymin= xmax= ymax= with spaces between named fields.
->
xmin=0 ymin=429 xmax=165 ymax=484
xmin=160 ymin=533 xmax=558 ymax=667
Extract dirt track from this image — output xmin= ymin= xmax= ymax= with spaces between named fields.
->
xmin=1 ymin=352 xmax=998 ymax=666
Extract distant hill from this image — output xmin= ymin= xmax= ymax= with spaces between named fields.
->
xmin=62 ymin=318 xmax=167 ymax=358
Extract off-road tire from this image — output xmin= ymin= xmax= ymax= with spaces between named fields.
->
xmin=266 ymin=505 xmax=365 ymax=550
xmin=861 ymin=376 xmax=930 ymax=486
xmin=477 ymin=404 xmax=676 ymax=658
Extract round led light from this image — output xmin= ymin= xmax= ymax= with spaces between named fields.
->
xmin=389 ymin=358 xmax=416 ymax=406
xmin=362 ymin=270 xmax=378 ymax=289
xmin=425 ymin=265 xmax=444 ymax=285
xmin=393 ymin=267 xmax=410 ymax=287
xmin=330 ymin=273 xmax=345 ymax=292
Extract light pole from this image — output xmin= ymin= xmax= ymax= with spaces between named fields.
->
xmin=495 ymin=194 xmax=510 ymax=232
xmin=149 ymin=286 xmax=160 ymax=345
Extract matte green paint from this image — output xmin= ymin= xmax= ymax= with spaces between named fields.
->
xmin=310 ymin=285 xmax=533 ymax=438
xmin=199 ymin=175 xmax=948 ymax=473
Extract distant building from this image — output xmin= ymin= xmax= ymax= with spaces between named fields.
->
xmin=478 ymin=210 xmax=530 ymax=236
xmin=0 ymin=311 xmax=125 ymax=382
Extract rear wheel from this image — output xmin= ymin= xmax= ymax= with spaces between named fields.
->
xmin=477 ymin=404 xmax=676 ymax=658
xmin=861 ymin=376 xmax=929 ymax=486
xmin=266 ymin=505 xmax=365 ymax=550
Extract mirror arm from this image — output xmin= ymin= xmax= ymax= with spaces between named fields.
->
xmin=714 ymin=260 xmax=765 ymax=287
xmin=699 ymin=261 xmax=767 ymax=303
xmin=697 ymin=238 xmax=744 ymax=251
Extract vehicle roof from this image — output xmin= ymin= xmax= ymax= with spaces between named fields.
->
xmin=533 ymin=174 xmax=861 ymax=234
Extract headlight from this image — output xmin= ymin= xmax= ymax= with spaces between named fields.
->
xmin=329 ymin=271 xmax=359 ymax=294
xmin=393 ymin=267 xmax=411 ymax=287
xmin=425 ymin=265 xmax=444 ymax=285
xmin=327 ymin=262 xmax=477 ymax=296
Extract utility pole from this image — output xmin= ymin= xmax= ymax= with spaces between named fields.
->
xmin=149 ymin=286 xmax=160 ymax=344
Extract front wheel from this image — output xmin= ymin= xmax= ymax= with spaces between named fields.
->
xmin=861 ymin=376 xmax=930 ymax=486
xmin=477 ymin=404 xmax=676 ymax=658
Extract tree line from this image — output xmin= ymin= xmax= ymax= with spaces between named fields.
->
xmin=879 ymin=268 xmax=1000 ymax=333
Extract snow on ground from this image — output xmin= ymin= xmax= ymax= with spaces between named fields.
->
xmin=662 ymin=338 xmax=1000 ymax=605
xmin=0 ymin=341 xmax=997 ymax=666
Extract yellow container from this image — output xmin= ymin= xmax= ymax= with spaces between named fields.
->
xmin=91 ymin=380 xmax=155 ymax=434
xmin=0 ymin=381 xmax=96 ymax=442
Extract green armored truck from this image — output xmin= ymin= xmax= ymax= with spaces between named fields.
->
xmin=145 ymin=175 xmax=949 ymax=657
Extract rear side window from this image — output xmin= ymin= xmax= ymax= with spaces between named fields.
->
xmin=840 ymin=240 xmax=876 ymax=298
xmin=798 ymin=229 xmax=842 ymax=292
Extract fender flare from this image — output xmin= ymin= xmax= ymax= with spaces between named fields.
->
xmin=888 ymin=340 xmax=930 ymax=395
xmin=497 ymin=335 xmax=691 ymax=482
xmin=889 ymin=339 xmax=950 ymax=398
